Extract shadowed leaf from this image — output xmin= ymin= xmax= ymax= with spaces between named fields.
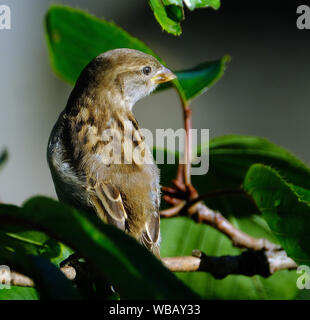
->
xmin=0 ymin=222 xmax=73 ymax=266
xmin=0 ymin=248 xmax=80 ymax=300
xmin=0 ymin=198 xmax=199 ymax=299
xmin=193 ymin=135 xmax=310 ymax=217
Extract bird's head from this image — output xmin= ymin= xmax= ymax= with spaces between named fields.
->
xmin=77 ymin=48 xmax=176 ymax=109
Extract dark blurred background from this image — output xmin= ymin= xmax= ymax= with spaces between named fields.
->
xmin=0 ymin=0 xmax=309 ymax=204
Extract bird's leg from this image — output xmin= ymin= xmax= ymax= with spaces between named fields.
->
xmin=160 ymin=200 xmax=186 ymax=217
xmin=161 ymin=165 xmax=186 ymax=207
xmin=161 ymin=175 xmax=188 ymax=216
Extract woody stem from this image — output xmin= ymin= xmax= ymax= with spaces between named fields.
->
xmin=184 ymin=103 xmax=198 ymax=199
xmin=183 ymin=104 xmax=192 ymax=187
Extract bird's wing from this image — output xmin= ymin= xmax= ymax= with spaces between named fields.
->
xmin=90 ymin=182 xmax=127 ymax=230
xmin=141 ymin=212 xmax=160 ymax=257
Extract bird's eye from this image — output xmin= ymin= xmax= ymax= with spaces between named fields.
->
xmin=142 ymin=66 xmax=152 ymax=75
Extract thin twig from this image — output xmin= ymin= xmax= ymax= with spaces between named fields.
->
xmin=160 ymin=201 xmax=297 ymax=276
xmin=161 ymin=199 xmax=282 ymax=252
xmin=193 ymin=202 xmax=280 ymax=251
xmin=183 ymin=106 xmax=192 ymax=187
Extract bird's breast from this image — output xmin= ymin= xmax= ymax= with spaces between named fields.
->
xmin=77 ymin=110 xmax=155 ymax=172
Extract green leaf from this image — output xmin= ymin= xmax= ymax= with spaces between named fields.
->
xmin=0 ymin=224 xmax=73 ymax=266
xmin=45 ymin=5 xmax=186 ymax=98
xmin=45 ymin=5 xmax=225 ymax=104
xmin=0 ymin=149 xmax=8 ymax=171
xmin=244 ymin=164 xmax=310 ymax=265
xmin=207 ymin=135 xmax=310 ymax=188
xmin=45 ymin=5 xmax=159 ymax=85
xmin=148 ymin=0 xmax=220 ymax=35
xmin=0 ymin=197 xmax=199 ymax=299
xmin=164 ymin=4 xmax=185 ymax=23
xmin=162 ymin=0 xmax=220 ymax=10
xmin=162 ymin=0 xmax=183 ymax=5
xmin=161 ymin=215 xmax=298 ymax=299
xmin=174 ymin=56 xmax=230 ymax=102
xmin=192 ymin=135 xmax=310 ymax=217
xmin=0 ymin=286 xmax=39 ymax=300
xmin=148 ymin=0 xmax=182 ymax=35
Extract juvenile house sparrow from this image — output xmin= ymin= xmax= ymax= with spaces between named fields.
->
xmin=47 ymin=48 xmax=176 ymax=257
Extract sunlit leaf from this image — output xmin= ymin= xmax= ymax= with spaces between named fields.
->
xmin=244 ymin=164 xmax=310 ymax=265
xmin=45 ymin=5 xmax=158 ymax=85
xmin=174 ymin=56 xmax=230 ymax=102
xmin=149 ymin=0 xmax=182 ymax=35
xmin=148 ymin=0 xmax=220 ymax=35
xmin=0 ymin=286 xmax=39 ymax=300
xmin=45 ymin=5 xmax=226 ymax=104
xmin=184 ymin=0 xmax=220 ymax=11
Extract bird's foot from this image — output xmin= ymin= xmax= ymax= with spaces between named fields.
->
xmin=161 ymin=179 xmax=199 ymax=217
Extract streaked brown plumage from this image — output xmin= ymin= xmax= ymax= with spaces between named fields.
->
xmin=47 ymin=48 xmax=176 ymax=257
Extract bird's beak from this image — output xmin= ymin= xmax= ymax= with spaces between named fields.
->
xmin=151 ymin=67 xmax=176 ymax=84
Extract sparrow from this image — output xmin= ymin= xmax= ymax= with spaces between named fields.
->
xmin=47 ymin=48 xmax=176 ymax=257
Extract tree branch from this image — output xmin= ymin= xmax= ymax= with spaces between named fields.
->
xmin=7 ymin=266 xmax=75 ymax=288
xmin=10 ymin=271 xmax=34 ymax=287
xmin=162 ymin=249 xmax=297 ymax=279
xmin=9 ymin=247 xmax=297 ymax=288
